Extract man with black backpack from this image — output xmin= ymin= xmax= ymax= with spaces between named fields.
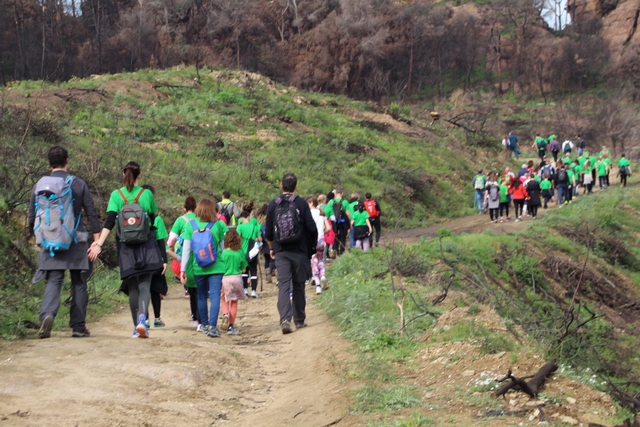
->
xmin=28 ymin=146 xmax=102 ymax=339
xmin=265 ymin=173 xmax=318 ymax=334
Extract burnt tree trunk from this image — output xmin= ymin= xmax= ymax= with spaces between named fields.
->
xmin=493 ymin=362 xmax=558 ymax=398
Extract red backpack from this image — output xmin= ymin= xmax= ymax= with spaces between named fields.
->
xmin=364 ymin=200 xmax=379 ymax=218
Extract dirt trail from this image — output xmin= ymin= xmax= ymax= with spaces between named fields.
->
xmin=386 ymin=203 xmax=555 ymax=246
xmin=0 ymin=280 xmax=356 ymax=427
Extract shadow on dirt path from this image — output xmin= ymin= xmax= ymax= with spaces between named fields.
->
xmin=0 ymin=278 xmax=356 ymax=426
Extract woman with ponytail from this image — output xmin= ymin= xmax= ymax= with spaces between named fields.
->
xmin=88 ymin=161 xmax=164 ymax=339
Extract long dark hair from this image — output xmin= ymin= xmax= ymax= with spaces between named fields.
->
xmin=123 ymin=161 xmax=141 ymax=191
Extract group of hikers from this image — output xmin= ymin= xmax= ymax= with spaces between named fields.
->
xmin=476 ymin=135 xmax=632 ymax=223
xmin=28 ymin=146 xmax=383 ymax=340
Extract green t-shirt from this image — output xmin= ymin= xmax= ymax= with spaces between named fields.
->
xmin=599 ymin=149 xmax=611 ymax=157
xmin=325 ymin=197 xmax=349 ymax=219
xmin=563 ymin=157 xmax=572 ymax=165
xmin=499 ymin=184 xmax=509 ymax=203
xmin=236 ymin=221 xmax=259 ymax=254
xmin=171 ymin=212 xmax=196 ymax=236
xmin=589 ymin=156 xmax=597 ymax=170
xmin=154 ymin=215 xmax=168 ymax=241
xmin=603 ymin=158 xmax=612 ymax=167
xmin=348 ymin=201 xmax=358 ymax=216
xmin=548 ymin=135 xmax=557 ymax=144
xmin=535 ymin=137 xmax=546 ymax=150
xmin=351 ymin=209 xmax=370 ymax=227
xmin=578 ymin=156 xmax=586 ymax=168
xmin=183 ymin=219 xmax=228 ymax=276
xmin=540 ymin=179 xmax=552 ymax=191
xmin=573 ymin=165 xmax=582 ymax=176
xmin=106 ymin=186 xmax=158 ymax=214
xmin=619 ymin=158 xmax=630 ymax=167
xmin=567 ymin=170 xmax=575 ymax=184
xmin=534 ymin=175 xmax=541 ymax=183
xmin=220 ymin=249 xmax=248 ymax=276
xmin=596 ymin=162 xmax=607 ymax=177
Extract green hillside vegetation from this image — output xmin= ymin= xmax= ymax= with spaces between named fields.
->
xmin=0 ymin=67 xmax=487 ymax=338
xmin=320 ymin=183 xmax=640 ymax=424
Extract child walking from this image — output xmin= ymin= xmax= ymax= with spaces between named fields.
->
xmin=220 ymin=230 xmax=248 ymax=335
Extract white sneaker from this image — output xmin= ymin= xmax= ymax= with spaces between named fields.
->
xmin=251 ymin=290 xmax=258 ymax=298
xmin=191 ymin=320 xmax=199 ymax=328
xmin=320 ymin=277 xmax=328 ymax=290
xmin=244 ymin=288 xmax=249 ymax=296
xmin=196 ymin=324 xmax=203 ymax=332
xmin=316 ymin=285 xmax=323 ymax=295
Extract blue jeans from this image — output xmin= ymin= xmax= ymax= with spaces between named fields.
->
xmin=349 ymin=226 xmax=355 ymax=249
xmin=557 ymin=184 xmax=569 ymax=204
xmin=510 ymin=146 xmax=520 ymax=159
xmin=474 ymin=190 xmax=484 ymax=213
xmin=195 ymin=274 xmax=222 ymax=328
xmin=578 ymin=148 xmax=584 ymax=156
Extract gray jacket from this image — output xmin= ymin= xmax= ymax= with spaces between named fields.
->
xmin=28 ymin=171 xmax=101 ymax=273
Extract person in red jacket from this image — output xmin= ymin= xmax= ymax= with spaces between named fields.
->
xmin=509 ymin=178 xmax=529 ymax=222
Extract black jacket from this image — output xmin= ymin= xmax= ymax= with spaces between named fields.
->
xmin=265 ymin=194 xmax=318 ymax=256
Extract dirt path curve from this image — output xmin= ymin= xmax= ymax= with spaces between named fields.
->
xmin=0 ymin=280 xmax=355 ymax=427
xmin=385 ymin=202 xmax=558 ymax=246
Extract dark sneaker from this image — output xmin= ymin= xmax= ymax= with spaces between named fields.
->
xmin=154 ymin=318 xmax=165 ymax=327
xmin=295 ymin=322 xmax=307 ymax=329
xmin=72 ymin=328 xmax=91 ymax=338
xmin=281 ymin=321 xmax=292 ymax=334
xmin=38 ymin=313 xmax=54 ymax=339
xmin=207 ymin=327 xmax=221 ymax=338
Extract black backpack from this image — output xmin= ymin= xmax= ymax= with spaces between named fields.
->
xmin=557 ymin=169 xmax=567 ymax=183
xmin=333 ymin=200 xmax=349 ymax=224
xmin=274 ymin=194 xmax=302 ymax=244
xmin=219 ymin=203 xmax=233 ymax=224
xmin=489 ymin=184 xmax=499 ymax=202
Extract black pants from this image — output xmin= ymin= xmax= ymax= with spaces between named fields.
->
xmin=187 ymin=287 xmax=199 ymax=322
xmin=263 ymin=253 xmax=275 ymax=273
xmin=150 ymin=291 xmax=161 ymax=319
xmin=530 ymin=205 xmax=539 ymax=217
xmin=514 ymin=200 xmax=525 ymax=217
xmin=551 ymin=150 xmax=559 ymax=162
xmin=538 ymin=149 xmax=546 ymax=160
xmin=499 ymin=202 xmax=509 ymax=218
xmin=489 ymin=208 xmax=499 ymax=221
xmin=621 ymin=174 xmax=628 ymax=187
xmin=274 ymin=251 xmax=311 ymax=324
xmin=368 ymin=216 xmax=381 ymax=246
xmin=243 ymin=256 xmax=258 ymax=291
xmin=40 ymin=269 xmax=89 ymax=334
xmin=334 ymin=222 xmax=349 ymax=255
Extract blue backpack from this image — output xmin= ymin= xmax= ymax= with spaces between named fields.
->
xmin=190 ymin=220 xmax=217 ymax=268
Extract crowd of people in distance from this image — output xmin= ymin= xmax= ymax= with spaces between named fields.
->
xmin=476 ymin=134 xmax=632 ymax=224
xmin=29 ymin=146 xmax=384 ymax=340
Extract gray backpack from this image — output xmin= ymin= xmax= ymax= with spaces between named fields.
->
xmin=115 ymin=188 xmax=150 ymax=244
xmin=33 ymin=175 xmax=80 ymax=256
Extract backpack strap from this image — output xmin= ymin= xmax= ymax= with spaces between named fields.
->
xmin=189 ymin=219 xmax=199 ymax=232
xmin=133 ymin=188 xmax=145 ymax=204
xmin=117 ymin=188 xmax=128 ymax=204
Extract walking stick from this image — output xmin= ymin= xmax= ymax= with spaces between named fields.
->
xmin=258 ymin=258 xmax=264 ymax=292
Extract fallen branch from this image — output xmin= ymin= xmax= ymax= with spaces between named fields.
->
xmin=493 ymin=362 xmax=558 ymax=398
xmin=322 ymin=416 xmax=345 ymax=427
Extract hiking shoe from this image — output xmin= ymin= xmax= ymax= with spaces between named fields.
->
xmin=199 ymin=325 xmax=209 ymax=335
xmin=131 ymin=329 xmax=139 ymax=338
xmin=265 ymin=273 xmax=272 ymax=284
xmin=136 ymin=314 xmax=149 ymax=339
xmin=38 ymin=313 xmax=54 ymax=339
xmin=207 ymin=327 xmax=221 ymax=338
xmin=220 ymin=314 xmax=229 ymax=331
xmin=154 ymin=318 xmax=165 ymax=327
xmin=72 ymin=328 xmax=90 ymax=338
xmin=281 ymin=321 xmax=292 ymax=334
xmin=295 ymin=322 xmax=307 ymax=329
xmin=227 ymin=325 xmax=238 ymax=335
xmin=251 ymin=290 xmax=259 ymax=298
xmin=316 ymin=285 xmax=323 ymax=295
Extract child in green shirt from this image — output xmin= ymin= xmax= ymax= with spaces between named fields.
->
xmin=220 ymin=229 xmax=248 ymax=335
